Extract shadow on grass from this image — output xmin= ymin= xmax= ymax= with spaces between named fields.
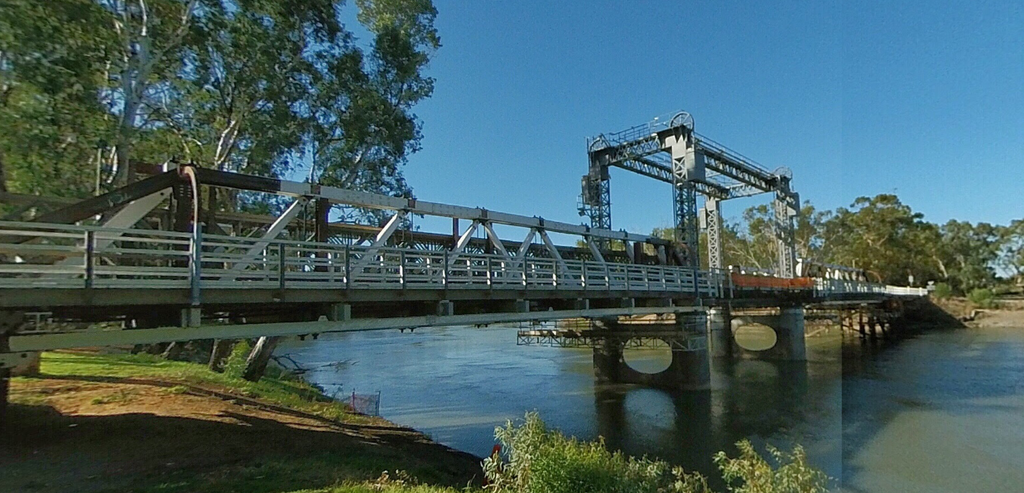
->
xmin=1 ymin=403 xmax=482 ymax=493
xmin=23 ymin=373 xmax=416 ymax=434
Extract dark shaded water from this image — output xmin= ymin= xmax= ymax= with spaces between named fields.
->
xmin=282 ymin=323 xmax=1024 ymax=491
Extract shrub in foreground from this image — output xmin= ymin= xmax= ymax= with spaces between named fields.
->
xmin=968 ymin=287 xmax=997 ymax=309
xmin=931 ymin=282 xmax=952 ymax=299
xmin=483 ymin=412 xmax=827 ymax=493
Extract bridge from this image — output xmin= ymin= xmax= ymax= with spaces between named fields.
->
xmin=0 ymin=111 xmax=925 ymax=417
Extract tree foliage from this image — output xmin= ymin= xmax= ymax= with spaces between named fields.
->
xmin=482 ymin=412 xmax=827 ymax=493
xmin=715 ymin=194 xmax=1019 ymax=293
xmin=1 ymin=0 xmax=439 ymax=221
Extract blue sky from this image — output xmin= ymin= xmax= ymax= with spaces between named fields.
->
xmin=373 ymin=1 xmax=1024 ymax=234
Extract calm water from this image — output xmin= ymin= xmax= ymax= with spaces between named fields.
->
xmin=281 ymin=323 xmax=1024 ymax=491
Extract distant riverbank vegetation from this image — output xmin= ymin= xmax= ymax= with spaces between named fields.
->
xmin=655 ymin=195 xmax=1023 ymax=296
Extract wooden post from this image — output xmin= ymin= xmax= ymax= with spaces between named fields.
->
xmin=208 ymin=339 xmax=233 ymax=372
xmin=84 ymin=230 xmax=95 ymax=289
xmin=278 ymin=242 xmax=287 ymax=290
xmin=241 ymin=336 xmax=281 ymax=382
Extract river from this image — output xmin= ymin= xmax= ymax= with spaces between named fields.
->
xmin=281 ymin=322 xmax=1024 ymax=492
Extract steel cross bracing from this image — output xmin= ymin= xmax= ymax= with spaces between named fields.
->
xmin=581 ymin=111 xmax=800 ymax=276
xmin=704 ymin=198 xmax=723 ymax=270
xmin=0 ymin=165 xmax=929 ymax=356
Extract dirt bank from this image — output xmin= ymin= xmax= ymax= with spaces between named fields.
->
xmin=931 ymin=297 xmax=1024 ymax=329
xmin=1 ymin=351 xmax=483 ymax=493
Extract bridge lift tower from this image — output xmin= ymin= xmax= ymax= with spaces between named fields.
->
xmin=580 ymin=111 xmax=800 ymax=277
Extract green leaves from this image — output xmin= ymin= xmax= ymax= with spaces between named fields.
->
xmin=1 ymin=0 xmax=439 ymax=220
xmin=483 ymin=412 xmax=825 ymax=493
xmin=717 ymin=194 xmax=1019 ymax=292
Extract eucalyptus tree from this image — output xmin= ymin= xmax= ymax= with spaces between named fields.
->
xmin=820 ymin=194 xmax=941 ymax=285
xmin=96 ymin=0 xmax=199 ymax=185
xmin=934 ymin=220 xmax=1001 ymax=292
xmin=997 ymin=219 xmax=1024 ymax=284
xmin=0 ymin=0 xmax=115 ymax=199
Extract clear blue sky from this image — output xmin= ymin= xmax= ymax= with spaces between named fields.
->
xmin=387 ymin=1 xmax=1023 ymax=234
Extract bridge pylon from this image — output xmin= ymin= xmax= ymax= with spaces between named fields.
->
xmin=729 ymin=306 xmax=807 ymax=361
xmin=591 ymin=314 xmax=710 ymax=391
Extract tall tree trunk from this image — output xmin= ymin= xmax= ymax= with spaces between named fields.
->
xmin=0 ymin=150 xmax=8 ymax=193
xmin=161 ymin=341 xmax=183 ymax=360
xmin=241 ymin=336 xmax=280 ymax=382
xmin=208 ymin=339 xmax=233 ymax=372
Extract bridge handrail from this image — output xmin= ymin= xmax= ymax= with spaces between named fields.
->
xmin=0 ymin=221 xmax=723 ymax=298
xmin=0 ymin=221 xmax=928 ymax=301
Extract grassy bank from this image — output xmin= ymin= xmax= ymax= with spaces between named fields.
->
xmin=4 ymin=351 xmax=482 ymax=493
xmin=5 ymin=351 xmax=829 ymax=493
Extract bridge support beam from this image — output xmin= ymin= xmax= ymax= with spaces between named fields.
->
xmin=437 ymin=300 xmax=454 ymax=317
xmin=731 ymin=307 xmax=807 ymax=361
xmin=180 ymin=307 xmax=202 ymax=328
xmin=514 ymin=299 xmax=530 ymax=313
xmin=0 ymin=311 xmax=24 ymax=431
xmin=329 ymin=303 xmax=352 ymax=322
xmin=708 ymin=306 xmax=731 ymax=358
xmin=776 ymin=306 xmax=807 ymax=361
xmin=592 ymin=315 xmax=710 ymax=391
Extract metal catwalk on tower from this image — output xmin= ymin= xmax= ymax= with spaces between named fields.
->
xmin=580 ymin=111 xmax=800 ymax=275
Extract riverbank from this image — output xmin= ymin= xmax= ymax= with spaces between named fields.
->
xmin=930 ymin=296 xmax=1024 ymax=328
xmin=2 ymin=350 xmax=484 ymax=493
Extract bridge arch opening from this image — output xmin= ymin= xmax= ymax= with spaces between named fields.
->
xmin=622 ymin=339 xmax=673 ymax=374
xmin=733 ymin=323 xmax=778 ymax=352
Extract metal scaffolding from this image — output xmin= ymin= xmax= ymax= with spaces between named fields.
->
xmin=580 ymin=111 xmax=801 ymax=276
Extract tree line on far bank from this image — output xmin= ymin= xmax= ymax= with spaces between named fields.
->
xmin=687 ymin=194 xmax=1023 ymax=295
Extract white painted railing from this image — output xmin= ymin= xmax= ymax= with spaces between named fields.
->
xmin=813 ymin=278 xmax=927 ymax=298
xmin=0 ymin=221 xmax=722 ymax=297
xmin=0 ymin=221 xmax=927 ymax=301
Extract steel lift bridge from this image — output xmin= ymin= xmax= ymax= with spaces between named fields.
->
xmin=0 ymin=112 xmax=926 ymax=416
xmin=581 ymin=111 xmax=798 ymax=276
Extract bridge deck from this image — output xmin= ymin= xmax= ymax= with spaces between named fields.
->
xmin=0 ymin=220 xmax=925 ymax=358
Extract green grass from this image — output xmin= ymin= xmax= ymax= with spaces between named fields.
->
xmin=19 ymin=351 xmax=376 ymax=424
xmin=13 ymin=351 xmax=477 ymax=493
xmin=90 ymin=387 xmax=139 ymax=405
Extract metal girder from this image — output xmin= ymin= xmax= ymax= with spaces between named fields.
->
xmin=537 ymin=229 xmax=570 ymax=277
xmin=32 ymin=171 xmax=181 ymax=226
xmin=586 ymin=237 xmax=606 ymax=264
xmin=448 ymin=219 xmax=481 ymax=263
xmin=350 ymin=211 xmax=408 ymax=275
xmin=514 ymin=229 xmax=538 ymax=259
xmin=480 ymin=222 xmax=511 ymax=259
xmin=47 ymin=190 xmax=174 ymax=270
xmin=580 ymin=155 xmax=612 ymax=248
xmin=190 ymin=167 xmax=662 ymax=246
xmin=773 ymin=193 xmax=797 ymax=278
xmin=674 ymin=182 xmax=700 ymax=268
xmin=99 ymin=190 xmax=173 ymax=230
xmin=694 ymin=134 xmax=777 ymax=191
xmin=589 ymin=135 xmax=664 ymax=166
xmin=7 ymin=306 xmax=706 ymax=353
xmin=705 ymin=198 xmax=723 ymax=270
xmin=227 ymin=198 xmax=308 ymax=274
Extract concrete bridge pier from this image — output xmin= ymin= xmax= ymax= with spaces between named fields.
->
xmin=0 ymin=311 xmax=25 ymax=431
xmin=776 ymin=306 xmax=807 ymax=361
xmin=592 ymin=314 xmax=710 ymax=391
xmin=731 ymin=306 xmax=807 ymax=361
xmin=708 ymin=307 xmax=732 ymax=358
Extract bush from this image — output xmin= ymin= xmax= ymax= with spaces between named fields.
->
xmin=968 ymin=288 xmax=997 ymax=309
xmin=482 ymin=412 xmax=827 ymax=493
xmin=223 ymin=340 xmax=253 ymax=378
xmin=932 ymin=282 xmax=953 ymax=299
